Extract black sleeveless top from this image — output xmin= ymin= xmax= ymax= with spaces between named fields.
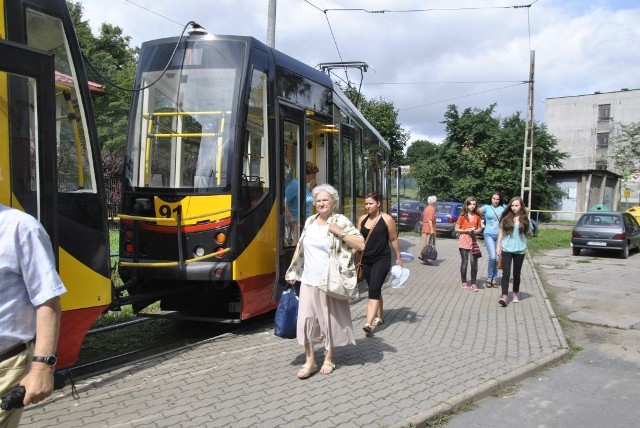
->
xmin=360 ymin=217 xmax=391 ymax=262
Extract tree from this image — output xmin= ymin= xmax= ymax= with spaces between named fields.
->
xmin=68 ymin=1 xmax=138 ymax=172
xmin=341 ymin=85 xmax=410 ymax=167
xmin=610 ymin=121 xmax=640 ymax=179
xmin=409 ymin=104 xmax=566 ymax=211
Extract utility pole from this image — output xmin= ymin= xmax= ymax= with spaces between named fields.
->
xmin=266 ymin=0 xmax=276 ymax=48
xmin=520 ymin=50 xmax=535 ymax=212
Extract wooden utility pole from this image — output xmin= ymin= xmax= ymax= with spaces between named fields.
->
xmin=521 ymin=50 xmax=535 ymax=211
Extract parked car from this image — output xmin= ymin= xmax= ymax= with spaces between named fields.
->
xmin=391 ymin=200 xmax=426 ymax=232
xmin=571 ymin=211 xmax=640 ymax=259
xmin=434 ymin=202 xmax=464 ymax=238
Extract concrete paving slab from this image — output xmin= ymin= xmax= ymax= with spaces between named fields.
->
xmin=21 ymin=236 xmax=568 ymax=428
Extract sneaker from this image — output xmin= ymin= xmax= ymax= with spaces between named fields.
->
xmin=499 ymin=294 xmax=508 ymax=307
xmin=512 ymin=292 xmax=520 ymax=303
xmin=471 ymin=284 xmax=478 ymax=292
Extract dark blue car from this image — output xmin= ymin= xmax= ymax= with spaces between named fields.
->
xmin=435 ymin=202 xmax=464 ymax=238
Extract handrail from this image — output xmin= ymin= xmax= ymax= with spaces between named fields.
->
xmin=119 ymin=247 xmax=231 ymax=268
xmin=56 ymin=84 xmax=85 ymax=189
xmin=116 ymin=207 xmax=232 ymax=223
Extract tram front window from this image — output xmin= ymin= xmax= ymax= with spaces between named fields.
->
xmin=128 ymin=41 xmax=244 ymax=191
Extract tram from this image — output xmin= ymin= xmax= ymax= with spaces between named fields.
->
xmin=1 ymin=0 xmax=111 ymax=367
xmin=117 ymin=31 xmax=390 ymax=321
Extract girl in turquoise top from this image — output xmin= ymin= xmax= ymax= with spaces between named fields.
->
xmin=480 ymin=192 xmax=505 ymax=288
xmin=496 ymin=196 xmax=532 ymax=306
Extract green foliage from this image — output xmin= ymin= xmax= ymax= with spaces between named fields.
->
xmin=68 ymin=1 xmax=137 ymax=163
xmin=341 ymin=85 xmax=410 ymax=167
xmin=610 ymin=121 xmax=640 ymax=178
xmin=409 ymin=104 xmax=567 ymax=209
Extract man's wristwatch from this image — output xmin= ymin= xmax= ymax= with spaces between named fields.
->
xmin=32 ymin=355 xmax=57 ymax=367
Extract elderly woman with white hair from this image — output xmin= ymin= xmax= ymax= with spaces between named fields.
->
xmin=418 ymin=195 xmax=437 ymax=262
xmin=285 ymin=183 xmax=364 ymax=379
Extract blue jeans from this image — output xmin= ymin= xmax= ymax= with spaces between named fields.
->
xmin=484 ymin=233 xmax=498 ymax=282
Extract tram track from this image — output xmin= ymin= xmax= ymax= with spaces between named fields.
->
xmin=59 ymin=312 xmax=275 ymax=383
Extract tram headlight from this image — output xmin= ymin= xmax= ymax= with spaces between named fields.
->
xmin=194 ymin=246 xmax=205 ymax=257
xmin=124 ymin=229 xmax=134 ymax=241
xmin=125 ymin=243 xmax=134 ymax=254
xmin=215 ymin=232 xmax=226 ymax=244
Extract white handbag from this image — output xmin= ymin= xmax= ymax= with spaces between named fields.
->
xmin=320 ymin=254 xmax=358 ymax=300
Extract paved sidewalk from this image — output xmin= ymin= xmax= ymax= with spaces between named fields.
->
xmin=22 ymin=236 xmax=568 ymax=427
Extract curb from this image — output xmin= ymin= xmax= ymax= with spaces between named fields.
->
xmin=389 ymin=249 xmax=571 ymax=428
xmin=391 ymin=349 xmax=569 ymax=428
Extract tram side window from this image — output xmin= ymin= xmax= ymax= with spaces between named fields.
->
xmin=240 ymin=69 xmax=269 ymax=213
xmin=26 ymin=9 xmax=96 ymax=193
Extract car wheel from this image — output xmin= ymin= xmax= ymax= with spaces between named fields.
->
xmin=620 ymin=245 xmax=629 ymax=259
xmin=451 ymin=230 xmax=458 ymax=239
xmin=572 ymin=247 xmax=580 ymax=256
xmin=414 ymin=221 xmax=422 ymax=234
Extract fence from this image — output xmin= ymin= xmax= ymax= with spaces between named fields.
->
xmin=105 ymin=174 xmax=120 ymax=230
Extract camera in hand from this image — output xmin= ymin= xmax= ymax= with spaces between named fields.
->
xmin=0 ymin=386 xmax=26 ymax=410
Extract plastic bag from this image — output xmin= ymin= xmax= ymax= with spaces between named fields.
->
xmin=274 ymin=285 xmax=299 ymax=338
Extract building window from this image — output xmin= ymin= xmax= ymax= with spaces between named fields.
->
xmin=598 ymin=104 xmax=611 ymax=120
xmin=596 ymin=132 xmax=609 ymax=148
xmin=595 ymin=160 xmax=607 ymax=170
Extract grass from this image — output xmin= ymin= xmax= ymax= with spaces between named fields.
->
xmin=93 ymin=229 xmax=160 ymax=329
xmin=527 ymin=228 xmax=571 ymax=255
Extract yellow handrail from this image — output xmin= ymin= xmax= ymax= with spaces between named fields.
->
xmin=56 ymin=84 xmax=85 ymax=188
xmin=116 ymin=207 xmax=232 ymax=223
xmin=119 ymin=247 xmax=231 ymax=268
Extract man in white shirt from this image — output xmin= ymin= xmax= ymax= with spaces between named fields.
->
xmin=0 ymin=204 xmax=66 ymax=427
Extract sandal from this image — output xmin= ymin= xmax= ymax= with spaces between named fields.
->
xmin=372 ymin=317 xmax=384 ymax=327
xmin=461 ymin=282 xmax=468 ymax=289
xmin=471 ymin=284 xmax=478 ymax=292
xmin=320 ymin=361 xmax=336 ymax=374
xmin=363 ymin=323 xmax=374 ymax=334
xmin=297 ymin=363 xmax=317 ymax=379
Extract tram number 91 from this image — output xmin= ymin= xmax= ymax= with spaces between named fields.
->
xmin=158 ymin=204 xmax=182 ymax=219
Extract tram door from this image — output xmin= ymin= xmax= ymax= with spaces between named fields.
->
xmin=0 ymin=41 xmax=57 ymax=252
xmin=275 ymin=106 xmax=305 ymax=299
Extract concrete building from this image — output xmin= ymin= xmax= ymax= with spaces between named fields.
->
xmin=545 ymin=88 xmax=640 ymax=220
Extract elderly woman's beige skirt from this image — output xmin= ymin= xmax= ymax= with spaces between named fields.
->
xmin=297 ymin=283 xmax=355 ymax=349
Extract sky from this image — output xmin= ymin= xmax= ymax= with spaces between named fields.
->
xmin=75 ymin=0 xmax=640 ymax=144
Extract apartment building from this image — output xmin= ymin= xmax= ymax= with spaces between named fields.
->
xmin=545 ymin=88 xmax=640 ymax=220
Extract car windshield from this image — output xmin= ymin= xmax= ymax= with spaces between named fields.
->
xmin=400 ymin=202 xmax=417 ymax=209
xmin=579 ymin=214 xmax=621 ymax=227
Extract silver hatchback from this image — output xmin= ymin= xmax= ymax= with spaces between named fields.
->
xmin=571 ymin=211 xmax=640 ymax=259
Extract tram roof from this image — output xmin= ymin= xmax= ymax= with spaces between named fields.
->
xmin=140 ymin=34 xmax=389 ymax=152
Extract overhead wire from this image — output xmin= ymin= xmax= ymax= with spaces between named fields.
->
xmin=125 ymin=0 xmax=184 ymax=27
xmin=398 ymin=82 xmax=528 ymax=111
xmin=304 ymin=0 xmax=538 ymax=110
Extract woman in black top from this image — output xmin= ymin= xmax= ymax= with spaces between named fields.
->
xmin=356 ymin=192 xmax=403 ymax=334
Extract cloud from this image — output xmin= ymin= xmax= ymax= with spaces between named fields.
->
xmin=76 ymin=0 xmax=640 ymax=143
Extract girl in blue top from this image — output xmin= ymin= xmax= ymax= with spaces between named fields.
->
xmin=496 ymin=196 xmax=532 ymax=306
xmin=480 ymin=192 xmax=505 ymax=288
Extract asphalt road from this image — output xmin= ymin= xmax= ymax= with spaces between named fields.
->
xmin=446 ymin=246 xmax=640 ymax=427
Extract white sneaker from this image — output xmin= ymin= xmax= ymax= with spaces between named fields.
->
xmin=512 ymin=292 xmax=520 ymax=303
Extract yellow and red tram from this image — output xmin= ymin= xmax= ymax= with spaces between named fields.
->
xmin=1 ymin=0 xmax=111 ymax=368
xmin=117 ymin=32 xmax=390 ymax=321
